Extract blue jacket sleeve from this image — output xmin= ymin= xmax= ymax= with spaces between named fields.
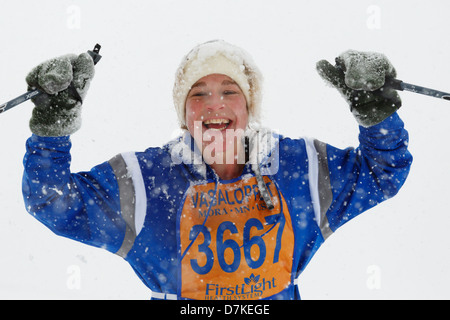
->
xmin=22 ymin=134 xmax=126 ymax=253
xmin=321 ymin=112 xmax=413 ymax=233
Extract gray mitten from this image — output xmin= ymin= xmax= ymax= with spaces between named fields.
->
xmin=26 ymin=53 xmax=95 ymax=136
xmin=316 ymin=50 xmax=401 ymax=127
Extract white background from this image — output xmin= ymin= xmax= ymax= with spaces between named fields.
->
xmin=1 ymin=0 xmax=449 ymax=299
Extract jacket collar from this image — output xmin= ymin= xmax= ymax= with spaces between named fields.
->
xmin=165 ymin=126 xmax=280 ymax=182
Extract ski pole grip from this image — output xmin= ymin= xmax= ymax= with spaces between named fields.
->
xmin=87 ymin=44 xmax=102 ymax=65
xmin=67 ymin=44 xmax=102 ymax=104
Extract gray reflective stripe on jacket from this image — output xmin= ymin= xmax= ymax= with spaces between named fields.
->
xmin=109 ymin=152 xmax=147 ymax=258
xmin=305 ymin=138 xmax=333 ymax=240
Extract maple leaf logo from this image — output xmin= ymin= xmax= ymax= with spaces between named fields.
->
xmin=244 ymin=273 xmax=260 ymax=285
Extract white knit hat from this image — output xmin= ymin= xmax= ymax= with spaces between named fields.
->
xmin=173 ymin=40 xmax=263 ymax=128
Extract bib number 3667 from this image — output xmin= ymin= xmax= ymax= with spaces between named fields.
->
xmin=190 ymin=213 xmax=285 ymax=275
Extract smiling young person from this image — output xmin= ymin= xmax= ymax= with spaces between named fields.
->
xmin=22 ymin=40 xmax=412 ymax=300
xmin=185 ymin=74 xmax=249 ymax=180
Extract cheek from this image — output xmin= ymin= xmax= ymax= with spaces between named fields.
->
xmin=185 ymin=102 xmax=198 ymax=124
xmin=233 ymin=98 xmax=249 ymax=128
xmin=185 ymin=102 xmax=204 ymax=135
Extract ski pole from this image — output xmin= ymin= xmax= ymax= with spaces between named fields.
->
xmin=384 ymin=78 xmax=450 ymax=101
xmin=0 ymin=44 xmax=102 ymax=115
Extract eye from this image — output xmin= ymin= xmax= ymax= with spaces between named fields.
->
xmin=223 ymin=90 xmax=238 ymax=95
xmin=190 ymin=91 xmax=207 ymax=97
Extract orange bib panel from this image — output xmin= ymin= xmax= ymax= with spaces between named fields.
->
xmin=179 ymin=176 xmax=294 ymax=300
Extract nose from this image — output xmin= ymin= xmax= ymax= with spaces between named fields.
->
xmin=205 ymin=93 xmax=225 ymax=111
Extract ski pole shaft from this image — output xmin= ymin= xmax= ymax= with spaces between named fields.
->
xmin=0 ymin=89 xmax=40 ymax=114
xmin=0 ymin=44 xmax=102 ymax=115
xmin=385 ymin=78 xmax=450 ymax=101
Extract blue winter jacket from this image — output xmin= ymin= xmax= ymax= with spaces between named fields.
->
xmin=22 ymin=113 xmax=412 ymax=300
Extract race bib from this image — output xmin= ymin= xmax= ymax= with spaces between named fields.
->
xmin=178 ymin=176 xmax=294 ymax=300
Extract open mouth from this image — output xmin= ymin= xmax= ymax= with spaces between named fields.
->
xmin=203 ymin=118 xmax=231 ymax=131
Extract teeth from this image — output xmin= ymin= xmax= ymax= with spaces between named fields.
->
xmin=204 ymin=119 xmax=230 ymax=125
xmin=203 ymin=118 xmax=231 ymax=131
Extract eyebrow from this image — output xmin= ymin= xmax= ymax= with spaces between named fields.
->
xmin=190 ymin=79 xmax=238 ymax=90
xmin=190 ymin=82 xmax=206 ymax=89
xmin=222 ymin=79 xmax=238 ymax=86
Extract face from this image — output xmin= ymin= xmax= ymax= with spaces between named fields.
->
xmin=185 ymin=74 xmax=249 ymax=165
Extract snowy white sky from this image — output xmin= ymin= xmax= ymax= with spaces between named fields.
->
xmin=1 ymin=0 xmax=450 ymax=299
